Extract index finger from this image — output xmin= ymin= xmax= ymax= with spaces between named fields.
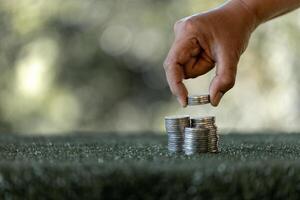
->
xmin=163 ymin=37 xmax=200 ymax=107
xmin=164 ymin=60 xmax=188 ymax=107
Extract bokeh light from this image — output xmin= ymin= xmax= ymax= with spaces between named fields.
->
xmin=0 ymin=0 xmax=299 ymax=134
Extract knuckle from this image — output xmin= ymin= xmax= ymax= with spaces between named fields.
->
xmin=163 ymin=60 xmax=168 ymax=70
xmin=163 ymin=60 xmax=171 ymax=71
xmin=182 ymin=18 xmax=196 ymax=33
xmin=164 ymin=58 xmax=177 ymax=71
xmin=219 ymin=75 xmax=235 ymax=89
xmin=174 ymin=18 xmax=195 ymax=33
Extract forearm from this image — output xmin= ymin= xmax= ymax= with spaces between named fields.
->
xmin=239 ymin=0 xmax=300 ymax=25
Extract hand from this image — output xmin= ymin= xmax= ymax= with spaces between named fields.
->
xmin=163 ymin=0 xmax=258 ymax=107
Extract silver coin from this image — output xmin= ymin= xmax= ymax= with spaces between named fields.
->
xmin=187 ymin=95 xmax=210 ymax=106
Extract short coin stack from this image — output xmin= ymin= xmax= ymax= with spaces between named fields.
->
xmin=164 ymin=115 xmax=190 ymax=153
xmin=184 ymin=127 xmax=208 ymax=155
xmin=187 ymin=95 xmax=210 ymax=105
xmin=191 ymin=116 xmax=219 ymax=153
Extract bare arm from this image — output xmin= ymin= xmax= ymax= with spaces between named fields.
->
xmin=241 ymin=0 xmax=300 ymax=24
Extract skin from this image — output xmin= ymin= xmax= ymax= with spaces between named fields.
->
xmin=163 ymin=0 xmax=300 ymax=107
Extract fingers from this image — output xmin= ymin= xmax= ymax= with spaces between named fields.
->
xmin=164 ymin=38 xmax=200 ymax=107
xmin=164 ymin=62 xmax=188 ymax=107
xmin=184 ymin=52 xmax=215 ymax=79
xmin=209 ymin=50 xmax=238 ymax=106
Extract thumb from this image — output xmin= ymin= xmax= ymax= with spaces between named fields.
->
xmin=209 ymin=50 xmax=239 ymax=106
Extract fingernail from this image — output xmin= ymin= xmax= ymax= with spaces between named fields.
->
xmin=213 ymin=92 xmax=223 ymax=106
xmin=177 ymin=97 xmax=187 ymax=107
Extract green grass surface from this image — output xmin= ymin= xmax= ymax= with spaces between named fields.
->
xmin=0 ymin=132 xmax=300 ymax=199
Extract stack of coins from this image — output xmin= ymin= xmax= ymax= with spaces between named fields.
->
xmin=191 ymin=116 xmax=219 ymax=153
xmin=164 ymin=115 xmax=190 ymax=153
xmin=187 ymin=95 xmax=210 ymax=106
xmin=184 ymin=127 xmax=208 ymax=155
xmin=165 ymin=94 xmax=220 ymax=155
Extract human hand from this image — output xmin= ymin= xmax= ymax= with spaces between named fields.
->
xmin=163 ymin=0 xmax=258 ymax=107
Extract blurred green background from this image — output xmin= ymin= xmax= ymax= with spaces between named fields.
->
xmin=0 ymin=0 xmax=299 ymax=134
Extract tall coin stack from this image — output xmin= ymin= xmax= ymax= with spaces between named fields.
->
xmin=164 ymin=115 xmax=190 ymax=153
xmin=191 ymin=116 xmax=219 ymax=153
xmin=184 ymin=127 xmax=208 ymax=155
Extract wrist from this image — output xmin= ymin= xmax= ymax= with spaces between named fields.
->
xmin=238 ymin=0 xmax=263 ymax=26
xmin=238 ymin=0 xmax=300 ymax=23
xmin=222 ymin=0 xmax=260 ymax=31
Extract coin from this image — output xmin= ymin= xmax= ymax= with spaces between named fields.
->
xmin=187 ymin=95 xmax=210 ymax=106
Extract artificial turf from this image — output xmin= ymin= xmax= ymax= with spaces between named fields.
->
xmin=0 ymin=132 xmax=300 ymax=199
